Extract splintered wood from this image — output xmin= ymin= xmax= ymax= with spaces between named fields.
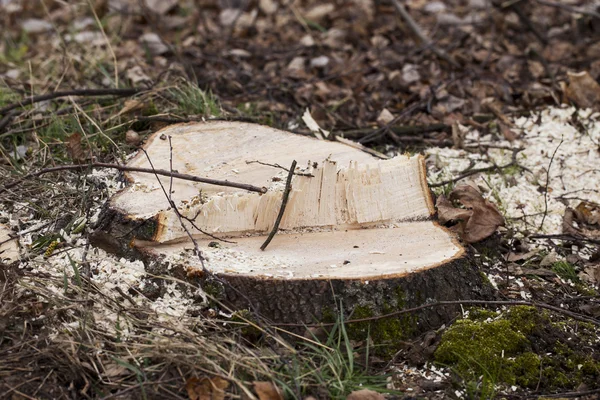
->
xmin=151 ymin=157 xmax=432 ymax=243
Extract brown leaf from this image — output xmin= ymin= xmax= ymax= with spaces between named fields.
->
xmin=436 ymin=194 xmax=472 ymax=224
xmin=144 ymin=0 xmax=178 ymax=15
xmin=346 ymin=388 xmax=386 ymax=400
xmin=437 ymin=185 xmax=504 ymax=243
xmin=498 ymin=122 xmax=517 ymax=142
xmin=451 ymin=121 xmax=465 ymax=149
xmin=579 ymin=263 xmax=600 ymax=288
xmin=186 ymin=376 xmax=229 ymax=400
xmin=450 ymin=185 xmax=505 ymax=243
xmin=565 ymin=71 xmax=600 ymax=109
xmin=575 ymin=202 xmax=600 ymax=226
xmin=66 ymin=132 xmax=85 ymax=163
xmin=118 ymin=99 xmax=144 ymax=116
xmin=253 ymin=381 xmax=283 ymax=400
xmin=562 ymin=204 xmax=600 ymax=240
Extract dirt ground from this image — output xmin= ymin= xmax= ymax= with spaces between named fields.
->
xmin=1 ymin=0 xmax=600 ymax=399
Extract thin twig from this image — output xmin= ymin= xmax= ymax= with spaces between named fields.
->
xmin=246 ymin=160 xmax=314 ymax=177
xmin=531 ymin=387 xmax=600 ymax=399
xmin=274 ymin=299 xmax=600 ymax=328
xmin=0 ymin=162 xmax=267 ymax=195
xmin=0 ymin=88 xmax=142 ymax=115
xmin=430 ymin=161 xmax=517 ymax=188
xmin=0 ymin=110 xmax=20 ymax=133
xmin=261 ymin=160 xmax=296 ymax=251
xmin=529 ymin=233 xmax=600 ymax=245
xmin=535 ymin=0 xmax=600 ymax=19
xmin=539 ymin=138 xmax=563 ymax=231
xmin=390 ymin=0 xmax=459 ymax=67
xmin=340 ymin=123 xmax=450 ymax=140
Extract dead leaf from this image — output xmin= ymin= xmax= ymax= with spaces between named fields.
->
xmin=219 ymin=8 xmax=242 ymax=26
xmin=126 ymin=65 xmax=151 ymax=85
xmin=66 ymin=132 xmax=85 ymax=163
xmin=433 ymin=95 xmax=465 ymax=115
xmin=376 ymin=108 xmax=394 ymax=126
xmin=21 ymin=18 xmax=53 ymax=33
xmin=302 ymin=108 xmax=329 ymax=139
xmin=579 ymin=263 xmax=600 ymax=287
xmin=436 ymin=194 xmax=472 ymax=224
xmin=144 ymin=0 xmax=177 ymax=15
xmin=437 ymin=185 xmax=504 ymax=243
xmin=451 ymin=121 xmax=466 ymax=149
xmin=253 ymin=381 xmax=283 ymax=400
xmin=101 ymin=362 xmax=128 ymax=379
xmin=186 ymin=376 xmax=229 ymax=400
xmin=575 ymin=202 xmax=600 ymax=225
xmin=499 ymin=122 xmax=517 ymax=142
xmin=303 ymin=4 xmax=335 ymax=22
xmin=119 ymin=99 xmax=144 ymax=115
xmin=259 ymin=0 xmax=278 ymax=15
xmin=540 ymin=251 xmax=560 ymax=267
xmin=0 ymin=224 xmax=19 ymax=264
xmin=346 ymin=388 xmax=386 ymax=400
xmin=139 ymin=33 xmax=169 ymax=56
xmin=401 ymin=63 xmax=420 ymax=84
xmin=506 ymin=250 xmax=539 ymax=262
xmin=483 ymin=100 xmax=512 ymax=126
xmin=565 ymin=71 xmax=600 ymax=109
xmin=563 ymin=205 xmax=600 ymax=240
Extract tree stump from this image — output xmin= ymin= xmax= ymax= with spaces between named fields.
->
xmin=92 ymin=121 xmax=494 ymax=334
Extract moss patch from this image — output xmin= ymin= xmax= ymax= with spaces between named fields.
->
xmin=434 ymin=306 xmax=600 ymax=393
xmin=344 ymin=287 xmax=416 ymax=357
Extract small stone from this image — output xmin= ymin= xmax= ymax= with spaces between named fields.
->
xmin=139 ymin=32 xmax=169 ymax=55
xmin=21 ymin=18 xmax=53 ymax=33
xmin=377 ymin=108 xmax=395 ymax=126
xmin=402 ymin=64 xmax=420 ymax=83
xmin=300 ymin=34 xmax=315 ymax=47
xmin=310 ymin=55 xmax=329 ymax=68
xmin=125 ymin=130 xmax=141 ymax=145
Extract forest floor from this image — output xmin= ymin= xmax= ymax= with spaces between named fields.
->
xmin=1 ymin=0 xmax=600 ymax=399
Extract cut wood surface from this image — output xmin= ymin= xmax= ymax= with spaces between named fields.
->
xmin=94 ymin=121 xmax=493 ymax=328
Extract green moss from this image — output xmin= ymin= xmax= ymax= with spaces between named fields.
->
xmin=345 ymin=287 xmax=416 ymax=357
xmin=512 ymin=352 xmax=541 ymax=387
xmin=201 ymin=279 xmax=225 ymax=302
xmin=435 ymin=306 xmax=600 ymax=392
xmin=435 ymin=319 xmax=528 ymax=381
xmin=504 ymin=306 xmax=539 ymax=333
xmin=468 ymin=307 xmax=497 ymax=321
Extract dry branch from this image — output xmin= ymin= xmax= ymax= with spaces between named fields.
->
xmin=0 ymin=88 xmax=143 ymax=115
xmin=0 ymin=162 xmax=267 ymax=195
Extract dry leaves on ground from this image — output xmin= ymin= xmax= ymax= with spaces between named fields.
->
xmin=563 ymin=202 xmax=600 ymax=240
xmin=185 ymin=376 xmax=229 ymax=400
xmin=253 ymin=381 xmax=283 ymax=400
xmin=436 ymin=185 xmax=505 ymax=243
xmin=345 ymin=388 xmax=386 ymax=400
